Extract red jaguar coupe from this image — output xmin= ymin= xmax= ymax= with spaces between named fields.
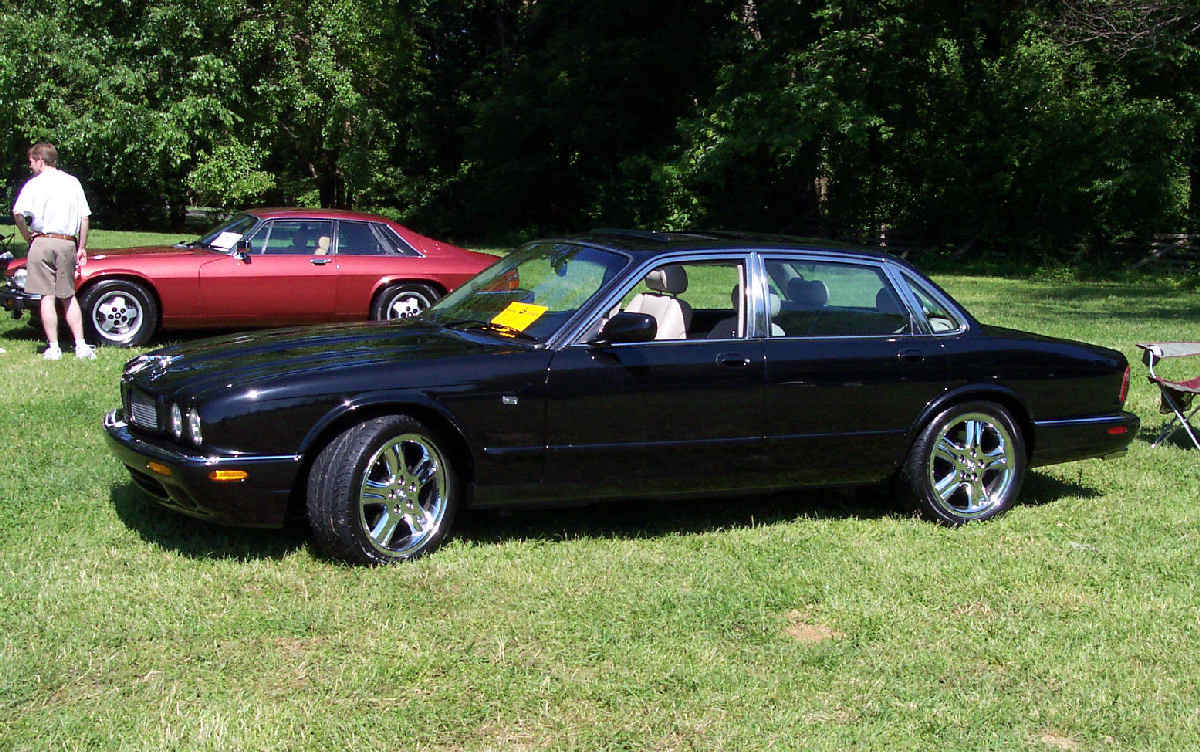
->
xmin=1 ymin=208 xmax=497 ymax=346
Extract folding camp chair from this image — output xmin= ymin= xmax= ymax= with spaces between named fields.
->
xmin=1136 ymin=342 xmax=1200 ymax=449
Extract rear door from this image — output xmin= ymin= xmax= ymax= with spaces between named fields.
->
xmin=760 ymin=256 xmax=948 ymax=485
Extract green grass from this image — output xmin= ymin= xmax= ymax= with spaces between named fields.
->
xmin=2 ymin=232 xmax=1199 ymax=750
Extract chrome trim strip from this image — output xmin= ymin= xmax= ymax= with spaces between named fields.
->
xmin=1034 ymin=415 xmax=1129 ymax=427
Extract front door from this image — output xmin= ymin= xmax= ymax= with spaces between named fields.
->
xmin=198 ymin=219 xmax=337 ymax=324
xmin=542 ymin=257 xmax=768 ymax=500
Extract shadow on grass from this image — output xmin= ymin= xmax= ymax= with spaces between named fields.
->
xmin=111 ymin=468 xmax=1101 ymax=560
xmin=1017 ymin=470 xmax=1102 ymax=507
xmin=111 ymin=484 xmax=307 ymax=561
xmin=1136 ymin=420 xmax=1200 ymax=450
xmin=455 ymin=486 xmax=907 ymax=547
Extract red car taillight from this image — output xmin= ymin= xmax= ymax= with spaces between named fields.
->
xmin=1118 ymin=364 xmax=1130 ymax=405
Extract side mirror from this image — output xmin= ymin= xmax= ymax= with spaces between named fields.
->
xmin=590 ymin=311 xmax=656 ymax=345
xmin=235 ymin=238 xmax=252 ymax=263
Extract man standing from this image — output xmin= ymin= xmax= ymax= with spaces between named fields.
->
xmin=12 ymin=142 xmax=96 ymax=359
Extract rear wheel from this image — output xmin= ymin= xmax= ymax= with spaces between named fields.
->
xmin=371 ymin=283 xmax=439 ymax=321
xmin=900 ymin=401 xmax=1026 ymax=525
xmin=80 ymin=279 xmax=159 ymax=347
xmin=307 ymin=415 xmax=460 ymax=565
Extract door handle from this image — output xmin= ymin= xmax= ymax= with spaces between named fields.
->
xmin=310 ymin=257 xmax=331 ymax=265
xmin=717 ymin=353 xmax=751 ymax=368
xmin=897 ymin=349 xmax=925 ymax=363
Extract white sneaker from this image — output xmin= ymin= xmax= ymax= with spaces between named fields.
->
xmin=75 ymin=343 xmax=97 ymax=360
xmin=43 ymin=345 xmax=63 ymax=360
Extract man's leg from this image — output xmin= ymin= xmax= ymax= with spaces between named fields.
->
xmin=40 ymin=293 xmax=60 ymax=349
xmin=64 ymin=295 xmax=87 ymax=348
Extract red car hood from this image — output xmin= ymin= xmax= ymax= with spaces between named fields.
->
xmin=88 ymin=245 xmax=217 ymax=261
xmin=5 ymin=245 xmax=222 ymax=276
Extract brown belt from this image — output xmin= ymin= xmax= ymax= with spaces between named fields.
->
xmin=33 ymin=232 xmax=77 ymax=242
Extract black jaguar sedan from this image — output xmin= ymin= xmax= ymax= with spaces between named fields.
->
xmin=104 ymin=230 xmax=1138 ymax=564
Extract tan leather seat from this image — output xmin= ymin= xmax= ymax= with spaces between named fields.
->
xmin=625 ymin=266 xmax=692 ymax=340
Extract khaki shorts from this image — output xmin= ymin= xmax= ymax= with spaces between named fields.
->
xmin=26 ymin=236 xmax=78 ymax=299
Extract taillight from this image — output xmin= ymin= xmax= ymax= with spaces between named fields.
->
xmin=1118 ymin=364 xmax=1130 ymax=405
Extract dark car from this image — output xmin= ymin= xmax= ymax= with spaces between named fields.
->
xmin=1 ymin=208 xmax=496 ymax=346
xmin=103 ymin=230 xmax=1138 ymax=564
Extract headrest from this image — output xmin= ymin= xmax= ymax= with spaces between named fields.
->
xmin=875 ymin=287 xmax=904 ymax=314
xmin=730 ymin=285 xmax=742 ymax=310
xmin=644 ymin=265 xmax=688 ymax=295
xmin=768 ymin=290 xmax=781 ymax=317
xmin=787 ymin=278 xmax=828 ymax=309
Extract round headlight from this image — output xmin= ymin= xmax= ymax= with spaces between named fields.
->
xmin=169 ymin=404 xmax=183 ymax=438
xmin=186 ymin=408 xmax=202 ymax=445
xmin=13 ymin=268 xmax=27 ymax=290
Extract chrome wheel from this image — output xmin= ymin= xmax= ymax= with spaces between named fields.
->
xmin=385 ymin=290 xmax=431 ymax=319
xmin=926 ymin=411 xmax=1017 ymax=520
xmin=358 ymin=433 xmax=449 ymax=557
xmin=93 ymin=290 xmax=143 ymax=343
xmin=373 ymin=284 xmax=439 ymax=321
xmin=81 ymin=279 xmax=158 ymax=347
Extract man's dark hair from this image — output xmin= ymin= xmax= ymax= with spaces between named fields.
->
xmin=28 ymin=142 xmax=58 ymax=167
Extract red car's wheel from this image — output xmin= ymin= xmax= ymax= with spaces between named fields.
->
xmin=371 ymin=283 xmax=440 ymax=321
xmin=80 ymin=279 xmax=159 ymax=347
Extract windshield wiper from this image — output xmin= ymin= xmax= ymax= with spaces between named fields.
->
xmin=442 ymin=318 xmax=538 ymax=342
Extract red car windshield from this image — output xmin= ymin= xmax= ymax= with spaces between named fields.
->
xmin=195 ymin=213 xmax=259 ymax=251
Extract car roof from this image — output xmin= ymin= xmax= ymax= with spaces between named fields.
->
xmin=246 ymin=207 xmax=394 ymax=223
xmin=547 ymin=228 xmax=912 ymax=268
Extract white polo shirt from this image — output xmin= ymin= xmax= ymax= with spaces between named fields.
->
xmin=13 ymin=166 xmax=91 ymax=237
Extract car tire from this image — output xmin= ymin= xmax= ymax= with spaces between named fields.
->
xmin=371 ymin=283 xmax=439 ymax=321
xmin=307 ymin=415 xmax=460 ymax=565
xmin=80 ymin=279 xmax=159 ymax=347
xmin=899 ymin=401 xmax=1026 ymax=525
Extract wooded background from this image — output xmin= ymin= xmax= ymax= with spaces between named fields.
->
xmin=2 ymin=0 xmax=1197 ymax=258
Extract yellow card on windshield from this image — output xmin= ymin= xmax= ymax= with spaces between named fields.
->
xmin=491 ymin=302 xmax=548 ymax=332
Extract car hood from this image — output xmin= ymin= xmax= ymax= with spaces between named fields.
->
xmin=88 ymin=245 xmax=222 ymax=261
xmin=126 ymin=320 xmax=536 ymax=399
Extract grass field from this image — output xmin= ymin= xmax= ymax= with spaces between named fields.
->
xmin=1 ymin=230 xmax=1198 ymax=750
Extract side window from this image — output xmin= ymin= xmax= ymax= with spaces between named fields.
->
xmin=767 ymin=259 xmax=909 ymax=337
xmin=256 ymin=220 xmax=334 ymax=255
xmin=613 ymin=260 xmax=745 ymax=341
xmin=373 ymin=226 xmax=421 ymax=256
xmin=336 ymin=221 xmax=386 ymax=255
xmin=905 ymin=274 xmax=964 ymax=333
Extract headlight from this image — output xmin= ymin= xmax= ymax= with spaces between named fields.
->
xmin=12 ymin=268 xmax=26 ymax=290
xmin=170 ymin=404 xmax=183 ymax=438
xmin=186 ymin=408 xmax=202 ymax=445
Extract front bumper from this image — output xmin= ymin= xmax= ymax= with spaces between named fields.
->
xmin=103 ymin=409 xmax=302 ymax=528
xmin=1 ymin=283 xmax=39 ymax=318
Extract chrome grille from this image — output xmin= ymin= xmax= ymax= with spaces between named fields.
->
xmin=129 ymin=390 xmax=158 ymax=430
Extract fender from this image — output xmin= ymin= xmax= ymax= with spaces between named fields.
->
xmin=906 ymin=381 xmax=1035 ymax=451
xmin=297 ymin=387 xmax=473 ymax=464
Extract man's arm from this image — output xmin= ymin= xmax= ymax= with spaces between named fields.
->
xmin=76 ymin=215 xmax=89 ymax=267
xmin=12 ymin=211 xmax=31 ymax=244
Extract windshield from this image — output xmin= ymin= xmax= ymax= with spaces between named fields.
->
xmin=426 ymin=241 xmax=629 ymax=343
xmin=195 ymin=213 xmax=260 ymax=251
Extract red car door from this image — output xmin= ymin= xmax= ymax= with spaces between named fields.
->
xmin=198 ymin=219 xmax=338 ymax=325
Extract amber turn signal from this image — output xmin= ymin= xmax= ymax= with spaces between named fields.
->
xmin=146 ymin=461 xmax=173 ymax=477
xmin=208 ymin=469 xmax=248 ymax=482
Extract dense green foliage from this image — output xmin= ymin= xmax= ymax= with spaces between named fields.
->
xmin=2 ymin=1 xmax=1198 ymax=256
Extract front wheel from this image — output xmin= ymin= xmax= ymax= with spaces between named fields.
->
xmin=79 ymin=279 xmax=159 ymax=347
xmin=371 ymin=283 xmax=440 ymax=321
xmin=899 ymin=401 xmax=1026 ymax=525
xmin=307 ymin=415 xmax=460 ymax=565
